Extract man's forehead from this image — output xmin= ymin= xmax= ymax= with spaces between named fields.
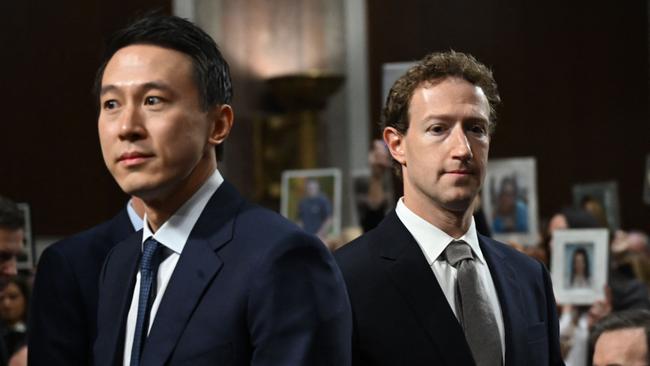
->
xmin=102 ymin=44 xmax=193 ymax=86
xmin=0 ymin=227 xmax=24 ymax=248
xmin=408 ymin=77 xmax=490 ymax=120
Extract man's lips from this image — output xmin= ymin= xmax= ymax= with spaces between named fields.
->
xmin=446 ymin=169 xmax=474 ymax=175
xmin=117 ymin=152 xmax=154 ymax=166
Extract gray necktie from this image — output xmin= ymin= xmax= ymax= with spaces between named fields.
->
xmin=445 ymin=240 xmax=502 ymax=366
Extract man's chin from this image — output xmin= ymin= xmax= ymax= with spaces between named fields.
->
xmin=441 ymin=194 xmax=476 ymax=213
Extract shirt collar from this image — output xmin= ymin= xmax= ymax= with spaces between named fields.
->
xmin=126 ymin=199 xmax=144 ymax=231
xmin=142 ymin=169 xmax=224 ymax=254
xmin=395 ymin=198 xmax=485 ymax=265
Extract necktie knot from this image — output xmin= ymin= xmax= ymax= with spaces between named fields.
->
xmin=445 ymin=240 xmax=474 ymax=268
xmin=141 ymin=238 xmax=160 ymax=272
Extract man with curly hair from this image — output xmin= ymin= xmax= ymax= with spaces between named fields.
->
xmin=335 ymin=51 xmax=562 ymax=365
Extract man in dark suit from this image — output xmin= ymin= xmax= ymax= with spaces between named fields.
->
xmin=28 ymin=199 xmax=143 ymax=366
xmin=335 ymin=51 xmax=563 ymax=365
xmin=92 ymin=15 xmax=351 ymax=366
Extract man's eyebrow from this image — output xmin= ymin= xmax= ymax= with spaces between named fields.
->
xmin=99 ymin=84 xmax=118 ymax=97
xmin=140 ymin=81 xmax=174 ymax=94
xmin=99 ymin=81 xmax=174 ymax=97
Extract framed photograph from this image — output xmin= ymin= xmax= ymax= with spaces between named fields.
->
xmin=643 ymin=154 xmax=650 ymax=205
xmin=572 ymin=181 xmax=620 ymax=230
xmin=382 ymin=62 xmax=416 ymax=104
xmin=551 ymin=228 xmax=609 ymax=305
xmin=281 ymin=168 xmax=342 ymax=240
xmin=16 ymin=203 xmax=34 ymax=270
xmin=482 ymin=157 xmax=539 ymax=246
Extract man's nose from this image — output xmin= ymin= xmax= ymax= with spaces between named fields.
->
xmin=450 ymin=125 xmax=473 ymax=161
xmin=0 ymin=257 xmax=17 ymax=278
xmin=118 ymin=105 xmax=146 ymax=141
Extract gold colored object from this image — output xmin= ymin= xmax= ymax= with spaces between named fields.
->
xmin=253 ymin=73 xmax=344 ymax=206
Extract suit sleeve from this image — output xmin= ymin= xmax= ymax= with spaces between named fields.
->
xmin=247 ymin=232 xmax=352 ymax=366
xmin=28 ymin=247 xmax=91 ymax=366
xmin=540 ymin=261 xmax=564 ymax=366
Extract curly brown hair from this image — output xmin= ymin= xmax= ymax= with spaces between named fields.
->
xmin=381 ymin=51 xmax=501 ymax=176
xmin=382 ymin=50 xmax=500 ymax=135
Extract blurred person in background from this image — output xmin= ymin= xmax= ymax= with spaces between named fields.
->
xmin=590 ymin=309 xmax=650 ymax=366
xmin=0 ymin=197 xmax=24 ymax=282
xmin=546 ymin=207 xmax=606 ymax=366
xmin=0 ymin=196 xmax=25 ymax=366
xmin=0 ymin=278 xmax=29 ymax=358
xmin=546 ymin=207 xmax=650 ymax=365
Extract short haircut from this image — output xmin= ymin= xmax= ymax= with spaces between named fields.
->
xmin=0 ymin=196 xmax=24 ymax=231
xmin=381 ymin=50 xmax=500 ymax=175
xmin=94 ymin=14 xmax=233 ymax=159
xmin=590 ymin=309 xmax=650 ymax=362
xmin=382 ymin=50 xmax=500 ymax=133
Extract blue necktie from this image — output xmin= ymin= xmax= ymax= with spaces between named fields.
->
xmin=130 ymin=238 xmax=161 ymax=366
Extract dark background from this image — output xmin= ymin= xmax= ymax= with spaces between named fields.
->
xmin=367 ymin=0 xmax=650 ymax=233
xmin=1 ymin=0 xmax=648 ymax=236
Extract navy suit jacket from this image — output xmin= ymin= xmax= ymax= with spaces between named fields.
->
xmin=28 ymin=208 xmax=134 ymax=366
xmin=94 ymin=181 xmax=352 ymax=366
xmin=334 ymin=210 xmax=563 ymax=366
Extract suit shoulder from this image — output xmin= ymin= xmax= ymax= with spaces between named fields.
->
xmin=235 ymin=203 xmax=322 ymax=248
xmin=43 ymin=220 xmax=114 ymax=257
xmin=334 ymin=229 xmax=380 ymax=280
xmin=39 ymin=211 xmax=132 ymax=265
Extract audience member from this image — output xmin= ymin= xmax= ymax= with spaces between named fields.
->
xmin=0 ymin=197 xmax=24 ymax=282
xmin=0 ymin=196 xmax=24 ymax=366
xmin=28 ymin=198 xmax=143 ymax=366
xmin=590 ymin=309 xmax=650 ymax=366
xmin=0 ymin=278 xmax=28 ymax=357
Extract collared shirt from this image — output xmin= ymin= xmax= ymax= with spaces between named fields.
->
xmin=123 ymin=169 xmax=223 ymax=365
xmin=395 ymin=198 xmax=506 ymax=360
xmin=126 ymin=199 xmax=144 ymax=231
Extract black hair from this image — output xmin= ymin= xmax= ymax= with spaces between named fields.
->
xmin=0 ymin=197 xmax=24 ymax=231
xmin=94 ymin=14 xmax=233 ymax=158
xmin=590 ymin=309 xmax=650 ymax=363
xmin=570 ymin=247 xmax=591 ymax=285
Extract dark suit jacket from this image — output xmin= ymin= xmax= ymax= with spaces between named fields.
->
xmin=334 ymin=210 xmax=563 ymax=366
xmin=28 ymin=209 xmax=134 ymax=366
xmin=94 ymin=181 xmax=352 ymax=366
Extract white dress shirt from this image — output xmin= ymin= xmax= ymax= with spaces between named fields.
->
xmin=395 ymin=198 xmax=506 ymax=360
xmin=123 ymin=169 xmax=224 ymax=366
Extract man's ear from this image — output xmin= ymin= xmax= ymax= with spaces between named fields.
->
xmin=208 ymin=104 xmax=234 ymax=145
xmin=383 ymin=126 xmax=406 ymax=166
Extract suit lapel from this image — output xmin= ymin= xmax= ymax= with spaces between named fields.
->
xmin=100 ymin=232 xmax=141 ymax=366
xmin=374 ymin=212 xmax=474 ymax=365
xmin=140 ymin=181 xmax=244 ymax=365
xmin=478 ymin=235 xmax=527 ymax=366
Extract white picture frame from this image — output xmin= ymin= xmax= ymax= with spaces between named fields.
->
xmin=482 ymin=157 xmax=539 ymax=246
xmin=16 ymin=203 xmax=33 ymax=270
xmin=281 ymin=168 xmax=342 ymax=240
xmin=551 ymin=228 xmax=609 ymax=305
